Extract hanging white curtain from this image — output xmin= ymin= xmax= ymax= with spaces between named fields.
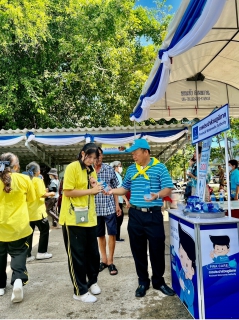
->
xmin=0 ymin=136 xmax=25 ymax=146
xmin=26 ymin=134 xmax=85 ymax=146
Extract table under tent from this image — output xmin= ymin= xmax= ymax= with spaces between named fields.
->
xmin=129 ymin=1 xmax=239 ymax=319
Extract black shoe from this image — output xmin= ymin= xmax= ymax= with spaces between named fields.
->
xmin=155 ymin=284 xmax=175 ymax=296
xmin=135 ymin=285 xmax=149 ymax=297
xmin=116 ymin=238 xmax=125 ymax=242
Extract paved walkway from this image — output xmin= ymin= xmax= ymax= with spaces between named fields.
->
xmin=0 ymin=211 xmax=192 ymax=319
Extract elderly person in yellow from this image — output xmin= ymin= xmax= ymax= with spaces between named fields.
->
xmin=24 ymin=162 xmax=55 ymax=263
xmin=59 ymin=143 xmax=103 ymax=303
xmin=0 ymin=152 xmax=35 ymax=303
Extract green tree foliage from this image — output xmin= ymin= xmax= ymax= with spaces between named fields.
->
xmin=210 ymin=118 xmax=239 ymax=163
xmin=0 ymin=0 xmax=172 ymax=129
xmin=165 ymin=144 xmax=194 ymax=180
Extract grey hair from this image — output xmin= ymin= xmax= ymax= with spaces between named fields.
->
xmin=26 ymin=161 xmax=40 ymax=176
xmin=110 ymin=161 xmax=121 ymax=168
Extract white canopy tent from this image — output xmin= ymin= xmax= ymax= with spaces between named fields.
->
xmin=0 ymin=124 xmax=190 ymax=168
xmin=131 ymin=0 xmax=239 ymax=121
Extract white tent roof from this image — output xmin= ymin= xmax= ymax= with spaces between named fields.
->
xmin=148 ymin=0 xmax=239 ymax=120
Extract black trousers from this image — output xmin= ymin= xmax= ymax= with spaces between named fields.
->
xmin=0 ymin=237 xmax=29 ymax=288
xmin=27 ymin=218 xmax=50 ymax=257
xmin=128 ymin=207 xmax=165 ymax=288
xmin=116 ymin=203 xmax=124 ymax=240
xmin=45 ymin=198 xmax=59 ymax=226
xmin=62 ymin=225 xmax=100 ymax=296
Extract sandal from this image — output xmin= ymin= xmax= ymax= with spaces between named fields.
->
xmin=99 ymin=262 xmax=108 ymax=272
xmin=108 ymin=264 xmax=118 ymax=276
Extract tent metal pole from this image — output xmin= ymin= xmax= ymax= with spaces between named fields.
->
xmin=224 ymin=131 xmax=231 ymax=217
xmin=134 ymin=121 xmax=136 ymax=138
xmin=196 ymin=143 xmax=199 ymax=195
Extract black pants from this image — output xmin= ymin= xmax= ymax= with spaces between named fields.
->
xmin=0 ymin=237 xmax=29 ymax=288
xmin=27 ymin=218 xmax=50 ymax=257
xmin=128 ymin=207 xmax=165 ymax=288
xmin=116 ymin=203 xmax=124 ymax=240
xmin=45 ymin=198 xmax=58 ymax=226
xmin=62 ymin=225 xmax=100 ymax=296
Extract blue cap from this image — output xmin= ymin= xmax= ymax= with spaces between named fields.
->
xmin=126 ymin=139 xmax=150 ymax=152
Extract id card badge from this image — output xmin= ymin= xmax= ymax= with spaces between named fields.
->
xmin=74 ymin=206 xmax=89 ymax=223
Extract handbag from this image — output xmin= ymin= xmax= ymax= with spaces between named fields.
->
xmin=69 ymin=172 xmax=91 ymax=224
xmin=74 ymin=206 xmax=89 ymax=223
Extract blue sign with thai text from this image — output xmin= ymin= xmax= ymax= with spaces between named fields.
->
xmin=192 ymin=104 xmax=230 ymax=144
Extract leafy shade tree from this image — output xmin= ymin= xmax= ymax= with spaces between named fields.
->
xmin=165 ymin=144 xmax=194 ymax=181
xmin=210 ymin=118 xmax=239 ymax=163
xmin=0 ymin=0 xmax=172 ymax=129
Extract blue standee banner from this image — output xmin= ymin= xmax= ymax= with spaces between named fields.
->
xmin=200 ymin=223 xmax=239 ymax=319
xmin=192 ymin=103 xmax=230 ymax=144
xmin=196 ymin=137 xmax=212 ymax=200
xmin=169 ymin=214 xmax=199 ymax=319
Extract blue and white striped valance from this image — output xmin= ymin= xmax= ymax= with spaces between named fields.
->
xmin=25 ymin=129 xmax=188 ymax=146
xmin=0 ymin=136 xmax=25 ymax=146
xmin=130 ymin=0 xmax=226 ymax=122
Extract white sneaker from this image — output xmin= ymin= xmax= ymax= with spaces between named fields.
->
xmin=11 ymin=279 xmax=23 ymax=303
xmin=26 ymin=255 xmax=35 ymax=263
xmin=0 ymin=288 xmax=5 ymax=296
xmin=73 ymin=292 xmax=97 ymax=303
xmin=90 ymin=283 xmax=101 ymax=295
xmin=36 ymin=252 xmax=52 ymax=260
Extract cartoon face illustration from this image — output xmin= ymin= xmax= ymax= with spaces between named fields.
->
xmin=179 ymin=244 xmax=195 ymax=280
xmin=213 ymin=244 xmax=230 ymax=256
xmin=209 ymin=235 xmax=231 ymax=263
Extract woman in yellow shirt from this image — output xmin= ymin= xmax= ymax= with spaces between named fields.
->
xmin=0 ymin=152 xmax=35 ymax=303
xmin=24 ymin=161 xmax=55 ymax=262
xmin=59 ymin=143 xmax=103 ymax=303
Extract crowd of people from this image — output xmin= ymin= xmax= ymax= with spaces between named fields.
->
xmin=185 ymin=146 xmax=239 ymax=203
xmin=1 ymin=140 xmax=238 ymax=305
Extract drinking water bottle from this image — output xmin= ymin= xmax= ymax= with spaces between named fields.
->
xmin=144 ymin=181 xmax=151 ymax=200
xmin=219 ymin=192 xmax=224 ymax=204
xmin=97 ymin=178 xmax=110 ymax=192
xmin=211 ymin=194 xmax=216 ymax=203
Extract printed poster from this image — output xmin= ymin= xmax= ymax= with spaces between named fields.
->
xmin=200 ymin=224 xmax=239 ymax=319
xmin=169 ymin=214 xmax=199 ymax=319
xmin=101 ymin=143 xmax=129 ymax=154
xmin=196 ymin=137 xmax=212 ymax=200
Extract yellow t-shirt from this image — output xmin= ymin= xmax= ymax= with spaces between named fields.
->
xmin=27 ymin=177 xmax=47 ymax=221
xmin=0 ymin=173 xmax=36 ymax=242
xmin=59 ymin=161 xmax=97 ymax=227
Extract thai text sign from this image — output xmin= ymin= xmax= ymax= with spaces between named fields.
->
xmin=192 ymin=104 xmax=230 ymax=144
xmin=196 ymin=138 xmax=212 ymax=200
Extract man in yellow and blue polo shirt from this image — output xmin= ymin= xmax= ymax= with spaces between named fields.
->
xmin=109 ymin=139 xmax=175 ymax=298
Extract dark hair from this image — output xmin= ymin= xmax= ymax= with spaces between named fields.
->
xmin=198 ymin=146 xmax=202 ymax=154
xmin=78 ymin=143 xmax=99 ymax=163
xmin=0 ymin=152 xmax=19 ymax=193
xmin=97 ymin=146 xmax=103 ymax=154
xmin=178 ymin=223 xmax=196 ymax=270
xmin=25 ymin=162 xmax=40 ymax=179
xmin=229 ymin=159 xmax=238 ymax=169
xmin=141 ymin=148 xmax=150 ymax=154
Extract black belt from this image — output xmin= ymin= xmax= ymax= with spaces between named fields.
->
xmin=131 ymin=205 xmax=161 ymax=212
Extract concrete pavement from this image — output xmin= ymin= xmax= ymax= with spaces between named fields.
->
xmin=0 ymin=211 xmax=192 ymax=319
